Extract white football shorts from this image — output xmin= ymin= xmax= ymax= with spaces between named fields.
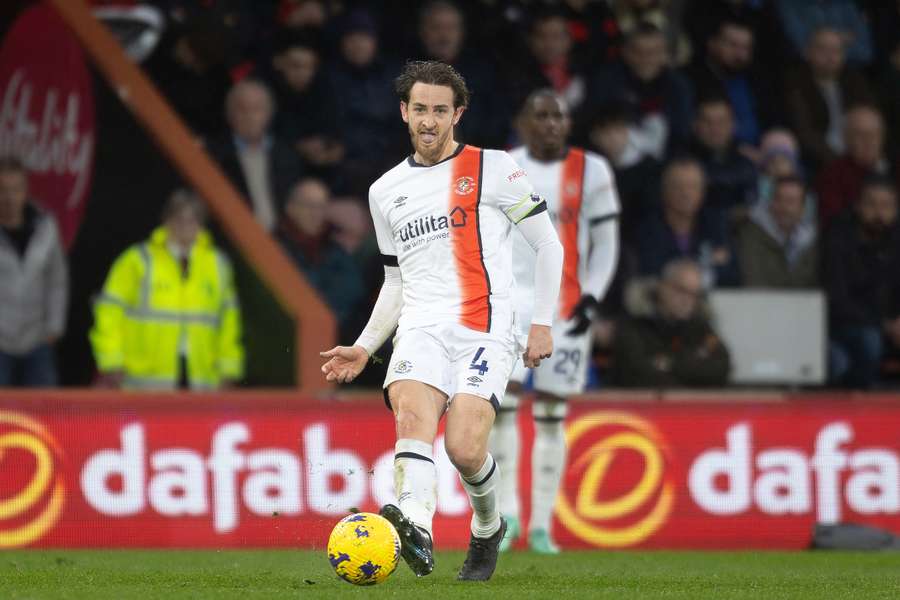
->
xmin=384 ymin=322 xmax=520 ymax=412
xmin=509 ymin=317 xmax=591 ymax=397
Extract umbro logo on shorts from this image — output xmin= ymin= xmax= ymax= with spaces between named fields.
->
xmin=467 ymin=375 xmax=483 ymax=385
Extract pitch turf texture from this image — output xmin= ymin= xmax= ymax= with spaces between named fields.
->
xmin=2 ymin=550 xmax=899 ymax=599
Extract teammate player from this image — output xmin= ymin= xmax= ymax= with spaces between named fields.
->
xmin=320 ymin=62 xmax=564 ymax=581
xmin=491 ymin=90 xmax=620 ymax=554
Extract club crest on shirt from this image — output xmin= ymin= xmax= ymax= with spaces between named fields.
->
xmin=454 ymin=176 xmax=476 ymax=195
xmin=394 ymin=360 xmax=413 ymax=374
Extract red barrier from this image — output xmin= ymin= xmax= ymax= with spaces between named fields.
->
xmin=1 ymin=391 xmax=899 ymax=549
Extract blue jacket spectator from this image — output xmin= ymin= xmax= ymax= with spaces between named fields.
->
xmin=587 ymin=23 xmax=693 ymax=160
xmin=416 ymin=1 xmax=509 ymax=148
xmin=327 ymin=11 xmax=406 ymax=188
xmin=685 ymin=17 xmax=781 ymax=146
xmin=774 ymin=0 xmax=873 ymax=66
xmin=636 ymin=158 xmax=739 ymax=287
xmin=264 ymin=29 xmax=345 ymax=181
xmin=824 ymin=177 xmax=900 ymax=388
xmin=689 ymin=97 xmax=758 ymax=224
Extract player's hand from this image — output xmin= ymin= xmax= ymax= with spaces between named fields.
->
xmin=320 ymin=345 xmax=369 ymax=383
xmin=566 ymin=294 xmax=599 ymax=336
xmin=523 ymin=324 xmax=553 ymax=368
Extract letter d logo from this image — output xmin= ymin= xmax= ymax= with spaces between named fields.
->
xmin=0 ymin=411 xmax=66 ymax=548
xmin=556 ymin=411 xmax=675 ymax=548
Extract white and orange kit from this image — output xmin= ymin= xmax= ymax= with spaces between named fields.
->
xmin=508 ymin=146 xmax=620 ymax=396
xmin=363 ymin=144 xmax=562 ymax=408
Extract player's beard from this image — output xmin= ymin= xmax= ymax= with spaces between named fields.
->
xmin=410 ymin=125 xmax=452 ymax=165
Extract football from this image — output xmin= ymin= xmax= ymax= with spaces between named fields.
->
xmin=326 ymin=512 xmax=401 ymax=585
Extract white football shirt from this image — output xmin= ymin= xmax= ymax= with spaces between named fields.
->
xmin=508 ymin=146 xmax=619 ymax=326
xmin=369 ymin=144 xmax=545 ymax=335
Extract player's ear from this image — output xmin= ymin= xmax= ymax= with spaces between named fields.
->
xmin=400 ymin=101 xmax=409 ymax=124
xmin=452 ymin=105 xmax=465 ymax=126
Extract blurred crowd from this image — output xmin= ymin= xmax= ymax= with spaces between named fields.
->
xmin=4 ymin=0 xmax=900 ymax=391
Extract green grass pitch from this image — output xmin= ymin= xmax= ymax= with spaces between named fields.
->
xmin=2 ymin=549 xmax=899 ymax=599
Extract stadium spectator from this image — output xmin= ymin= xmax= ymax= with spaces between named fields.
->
xmin=824 ymin=176 xmax=900 ymax=389
xmin=264 ymin=29 xmax=344 ymax=180
xmin=683 ymin=0 xmax=787 ymax=73
xmin=506 ymin=7 xmax=587 ymax=114
xmin=416 ymin=0 xmax=508 ymax=148
xmin=276 ymin=178 xmax=364 ymax=329
xmin=863 ymin=0 xmax=900 ymax=71
xmin=784 ymin=27 xmax=874 ymax=170
xmin=774 ymin=0 xmax=873 ymax=66
xmin=326 ymin=10 xmax=406 ymax=189
xmin=685 ymin=17 xmax=779 ymax=146
xmin=636 ymin=158 xmax=739 ymax=287
xmin=592 ymin=0 xmax=690 ymax=66
xmin=736 ymin=176 xmax=818 ymax=289
xmin=816 ymin=105 xmax=896 ymax=227
xmin=877 ymin=39 xmax=900 ymax=161
xmin=144 ymin=12 xmax=234 ymax=137
xmin=689 ymin=96 xmax=758 ymax=224
xmin=0 ymin=157 xmax=67 ymax=387
xmin=277 ymin=0 xmax=329 ymax=30
xmin=613 ymin=258 xmax=731 ymax=387
xmin=207 ymin=79 xmax=303 ymax=232
xmin=753 ymin=128 xmax=817 ymax=227
xmin=589 ymin=107 xmax=662 ymax=245
xmin=586 ymin=22 xmax=693 ymax=160
xmin=90 ymin=190 xmax=243 ymax=390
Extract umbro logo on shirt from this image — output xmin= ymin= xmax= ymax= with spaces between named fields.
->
xmin=393 ymin=196 xmax=408 ymax=207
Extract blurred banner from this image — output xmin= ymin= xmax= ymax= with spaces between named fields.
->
xmin=2 ymin=392 xmax=900 ymax=549
xmin=0 ymin=4 xmax=95 ymax=248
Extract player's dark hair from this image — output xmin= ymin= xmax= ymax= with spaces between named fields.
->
xmin=0 ymin=156 xmax=26 ymax=175
xmin=521 ymin=88 xmax=563 ymax=116
xmin=395 ymin=60 xmax=470 ymax=108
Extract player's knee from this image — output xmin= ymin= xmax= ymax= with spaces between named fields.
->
xmin=394 ymin=406 xmax=428 ymax=438
xmin=444 ymin=437 xmax=486 ymax=476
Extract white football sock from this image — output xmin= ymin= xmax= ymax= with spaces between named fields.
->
xmin=460 ymin=454 xmax=502 ymax=539
xmin=394 ymin=438 xmax=437 ymax=537
xmin=489 ymin=392 xmax=520 ymax=520
xmin=530 ymin=400 xmax=567 ymax=533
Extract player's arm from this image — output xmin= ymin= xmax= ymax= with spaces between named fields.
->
xmin=568 ymin=157 xmax=621 ymax=336
xmin=515 ymin=205 xmax=564 ymax=367
xmin=493 ymin=151 xmax=563 ymax=368
xmin=320 ymin=191 xmax=402 ymax=383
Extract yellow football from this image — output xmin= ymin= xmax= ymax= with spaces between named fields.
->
xmin=327 ymin=512 xmax=401 ymax=585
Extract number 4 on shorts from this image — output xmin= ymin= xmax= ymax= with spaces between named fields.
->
xmin=469 ymin=347 xmax=489 ymax=376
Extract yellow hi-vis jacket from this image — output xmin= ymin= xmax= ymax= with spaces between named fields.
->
xmin=90 ymin=227 xmax=244 ymax=389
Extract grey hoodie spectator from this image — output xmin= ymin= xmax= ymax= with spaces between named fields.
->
xmin=0 ymin=157 xmax=68 ymax=386
xmin=737 ymin=176 xmax=818 ymax=288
